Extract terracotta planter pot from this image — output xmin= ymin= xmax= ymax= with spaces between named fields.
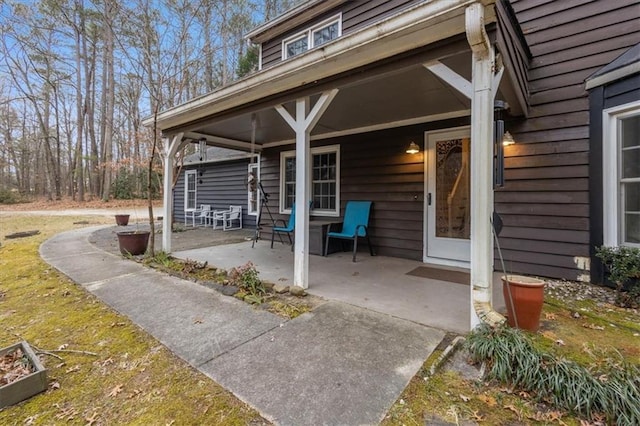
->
xmin=502 ymin=275 xmax=546 ymax=332
xmin=116 ymin=231 xmax=149 ymax=255
xmin=115 ymin=214 xmax=130 ymax=226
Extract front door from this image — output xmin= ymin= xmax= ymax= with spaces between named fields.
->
xmin=425 ymin=126 xmax=471 ymax=264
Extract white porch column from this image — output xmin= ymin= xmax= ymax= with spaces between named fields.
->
xmin=161 ymin=132 xmax=184 ymax=253
xmin=466 ymin=3 xmax=503 ymax=329
xmin=276 ymin=89 xmax=338 ymax=289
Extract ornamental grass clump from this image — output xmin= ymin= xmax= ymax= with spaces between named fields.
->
xmin=465 ymin=324 xmax=640 ymax=425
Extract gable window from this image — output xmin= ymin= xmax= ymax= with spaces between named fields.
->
xmin=280 ymin=145 xmax=340 ymax=216
xmin=185 ymin=170 xmax=197 ymax=211
xmin=282 ymin=15 xmax=342 ymax=60
xmin=603 ymin=101 xmax=640 ymax=247
xmin=285 ymin=35 xmax=308 ymax=58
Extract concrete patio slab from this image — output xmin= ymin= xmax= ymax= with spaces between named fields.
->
xmin=175 ymin=241 xmax=507 ymax=333
xmin=200 ymin=302 xmax=445 ymax=426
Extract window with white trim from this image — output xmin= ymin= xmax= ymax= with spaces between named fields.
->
xmin=248 ymin=163 xmax=260 ymax=216
xmin=185 ymin=170 xmax=197 ymax=211
xmin=603 ymin=102 xmax=640 ymax=247
xmin=280 ymin=145 xmax=340 ymax=216
xmin=282 ymin=15 xmax=342 ymax=60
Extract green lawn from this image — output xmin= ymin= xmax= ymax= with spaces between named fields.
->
xmin=0 ymin=214 xmax=266 ymax=425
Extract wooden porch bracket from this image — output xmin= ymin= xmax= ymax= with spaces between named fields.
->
xmin=275 ymin=89 xmax=339 ymax=289
xmin=423 ymin=60 xmax=473 ymax=99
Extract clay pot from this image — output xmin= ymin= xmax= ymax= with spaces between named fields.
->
xmin=116 ymin=231 xmax=149 ymax=255
xmin=502 ymin=275 xmax=546 ymax=332
xmin=115 ymin=214 xmax=130 ymax=226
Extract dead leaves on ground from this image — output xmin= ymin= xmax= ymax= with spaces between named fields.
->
xmin=583 ymin=323 xmax=606 ymax=331
xmin=85 ymin=410 xmax=99 ymax=426
xmin=0 ymin=348 xmax=34 ymax=386
xmin=108 ymin=384 xmax=123 ymax=397
xmin=476 ymin=394 xmax=497 ymax=407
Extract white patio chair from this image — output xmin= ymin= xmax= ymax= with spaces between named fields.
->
xmin=186 ymin=204 xmax=211 ymax=227
xmin=211 ymin=207 xmax=229 ymax=230
xmin=213 ymin=205 xmax=242 ymax=231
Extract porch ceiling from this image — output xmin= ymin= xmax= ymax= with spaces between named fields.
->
xmin=188 ymin=51 xmax=480 ymax=149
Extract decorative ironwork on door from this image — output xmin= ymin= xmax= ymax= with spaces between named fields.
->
xmin=435 ymin=137 xmax=470 ymax=240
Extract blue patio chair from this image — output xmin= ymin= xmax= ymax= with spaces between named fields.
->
xmin=271 ymin=203 xmax=296 ymax=249
xmin=324 ymin=201 xmax=375 ymax=262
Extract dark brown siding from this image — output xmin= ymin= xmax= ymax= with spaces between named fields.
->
xmin=259 ymin=119 xmax=468 ymax=259
xmin=174 ymin=159 xmax=255 ymax=228
xmin=261 ymin=0 xmax=421 ymax=69
xmin=588 ymin=73 xmax=640 ymax=285
xmin=498 ymin=0 xmax=640 ymax=280
xmin=496 ymin=0 xmax=531 ymax=115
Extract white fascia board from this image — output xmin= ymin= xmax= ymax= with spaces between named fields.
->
xmin=146 ymin=0 xmax=496 ymax=131
xmin=585 ymin=62 xmax=640 ymax=90
xmin=183 ymin=131 xmax=260 ymax=152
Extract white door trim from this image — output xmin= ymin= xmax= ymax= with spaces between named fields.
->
xmin=423 ymin=125 xmax=471 ymax=268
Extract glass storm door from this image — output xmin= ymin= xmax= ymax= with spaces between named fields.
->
xmin=425 ymin=127 xmax=471 ymax=263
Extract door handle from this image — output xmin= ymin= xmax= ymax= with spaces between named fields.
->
xmin=427 ymin=193 xmax=432 ymax=206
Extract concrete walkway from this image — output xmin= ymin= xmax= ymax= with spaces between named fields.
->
xmin=41 ymin=226 xmax=445 ymax=425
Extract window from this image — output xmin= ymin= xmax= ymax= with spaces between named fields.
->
xmin=282 ymin=15 xmax=342 ymax=60
xmin=185 ymin=170 xmax=197 ymax=211
xmin=280 ymin=145 xmax=340 ymax=216
xmin=603 ymin=101 xmax=640 ymax=247
xmin=620 ymin=114 xmax=640 ymax=245
xmin=248 ymin=163 xmax=260 ymax=216
xmin=285 ymin=35 xmax=308 ymax=58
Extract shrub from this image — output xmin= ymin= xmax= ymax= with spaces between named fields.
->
xmin=596 ymin=246 xmax=640 ymax=308
xmin=112 ymin=168 xmax=135 ymax=199
xmin=0 ymin=189 xmax=19 ymax=204
xmin=228 ymin=261 xmax=265 ymax=300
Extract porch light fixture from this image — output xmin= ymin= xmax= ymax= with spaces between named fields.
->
xmin=502 ymin=131 xmax=515 ymax=146
xmin=406 ymin=141 xmax=420 ymax=154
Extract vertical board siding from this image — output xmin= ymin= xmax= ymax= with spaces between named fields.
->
xmin=260 ymin=0 xmax=421 ymax=69
xmin=173 ymin=159 xmax=255 ymax=228
xmin=498 ymin=0 xmax=640 ymax=281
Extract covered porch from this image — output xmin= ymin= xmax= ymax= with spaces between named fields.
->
xmin=149 ymin=0 xmax=528 ymax=330
xmin=173 ymin=239 xmax=506 ymax=334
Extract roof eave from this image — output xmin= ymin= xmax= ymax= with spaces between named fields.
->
xmin=146 ymin=0 xmax=496 ymax=133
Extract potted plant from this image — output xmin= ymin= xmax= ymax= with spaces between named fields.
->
xmin=114 ymin=214 xmax=130 ymax=226
xmin=0 ymin=341 xmax=47 ymax=408
xmin=501 ymin=275 xmax=546 ymax=332
xmin=116 ymin=229 xmax=150 ymax=255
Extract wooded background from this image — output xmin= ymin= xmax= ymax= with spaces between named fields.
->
xmin=0 ymin=0 xmax=301 ymax=202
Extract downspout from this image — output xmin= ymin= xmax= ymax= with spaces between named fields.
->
xmin=466 ymin=3 xmax=506 ymax=328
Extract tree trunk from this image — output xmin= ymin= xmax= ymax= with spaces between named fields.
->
xmin=101 ymin=0 xmax=115 ymax=201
